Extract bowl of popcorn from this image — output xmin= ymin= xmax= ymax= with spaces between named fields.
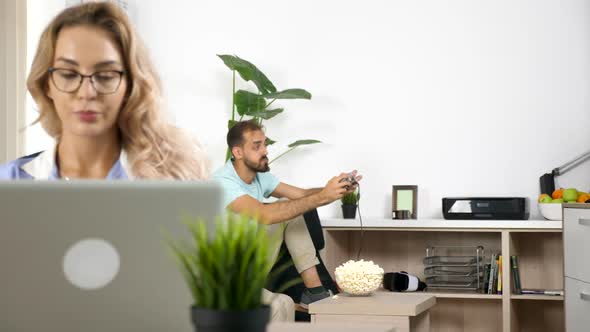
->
xmin=334 ymin=259 xmax=384 ymax=296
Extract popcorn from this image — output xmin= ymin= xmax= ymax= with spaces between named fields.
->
xmin=334 ymin=259 xmax=384 ymax=296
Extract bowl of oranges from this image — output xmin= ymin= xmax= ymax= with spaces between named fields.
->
xmin=538 ymin=188 xmax=590 ymax=220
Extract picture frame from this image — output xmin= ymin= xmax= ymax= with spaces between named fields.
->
xmin=392 ymin=185 xmax=418 ymax=219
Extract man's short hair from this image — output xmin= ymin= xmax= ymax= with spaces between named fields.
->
xmin=227 ymin=120 xmax=263 ymax=158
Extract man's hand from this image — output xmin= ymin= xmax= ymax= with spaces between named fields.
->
xmin=319 ymin=173 xmax=352 ymax=204
xmin=343 ymin=169 xmax=363 ymax=195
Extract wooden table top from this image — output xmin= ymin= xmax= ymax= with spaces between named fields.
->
xmin=308 ymin=291 xmax=436 ymax=316
xmin=267 ymin=322 xmax=396 ymax=331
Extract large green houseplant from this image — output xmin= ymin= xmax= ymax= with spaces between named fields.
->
xmin=166 ymin=213 xmax=294 ymax=332
xmin=218 ymin=54 xmax=321 ymax=164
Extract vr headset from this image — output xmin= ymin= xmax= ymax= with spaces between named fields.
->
xmin=383 ymin=271 xmax=427 ymax=292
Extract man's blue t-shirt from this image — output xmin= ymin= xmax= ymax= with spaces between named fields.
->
xmin=212 ymin=161 xmax=280 ymax=208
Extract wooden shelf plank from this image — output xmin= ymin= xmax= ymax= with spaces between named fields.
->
xmin=510 ymin=295 xmax=564 ymax=301
xmin=375 ymin=289 xmax=502 ymax=300
xmin=424 ymin=292 xmax=503 ymax=300
xmin=321 ymin=218 xmax=562 ymax=231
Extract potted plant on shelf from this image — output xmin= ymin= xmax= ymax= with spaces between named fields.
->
xmin=341 ymin=191 xmax=359 ymax=219
xmin=218 ymin=54 xmax=321 ymax=164
xmin=166 ymin=213 xmax=280 ymax=332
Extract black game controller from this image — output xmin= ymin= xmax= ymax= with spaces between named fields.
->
xmin=339 ymin=173 xmax=358 ymax=190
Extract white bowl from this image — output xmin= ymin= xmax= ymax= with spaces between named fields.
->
xmin=334 ymin=260 xmax=385 ymax=296
xmin=538 ymin=203 xmax=563 ymax=220
xmin=335 ymin=271 xmax=383 ymax=296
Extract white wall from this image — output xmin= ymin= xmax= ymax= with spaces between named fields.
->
xmin=135 ymin=0 xmax=590 ymax=219
xmin=26 ymin=0 xmax=590 ymax=219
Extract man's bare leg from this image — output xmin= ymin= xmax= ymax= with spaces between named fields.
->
xmin=301 ymin=266 xmax=322 ymax=288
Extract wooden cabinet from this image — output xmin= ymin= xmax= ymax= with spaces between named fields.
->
xmin=321 ymin=218 xmax=564 ymax=332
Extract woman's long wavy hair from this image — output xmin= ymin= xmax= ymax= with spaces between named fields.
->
xmin=27 ymin=2 xmax=209 ymax=179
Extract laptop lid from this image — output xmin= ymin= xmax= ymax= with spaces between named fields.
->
xmin=0 ymin=181 xmax=224 ymax=332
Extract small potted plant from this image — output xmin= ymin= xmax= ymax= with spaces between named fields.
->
xmin=166 ymin=213 xmax=277 ymax=332
xmin=341 ymin=191 xmax=359 ymax=219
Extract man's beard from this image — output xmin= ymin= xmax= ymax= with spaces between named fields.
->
xmin=245 ymin=156 xmax=270 ymax=173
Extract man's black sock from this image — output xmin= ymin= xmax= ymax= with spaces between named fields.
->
xmin=308 ymin=285 xmax=327 ymax=294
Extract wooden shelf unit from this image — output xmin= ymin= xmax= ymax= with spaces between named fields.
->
xmin=321 ymin=219 xmax=564 ymax=332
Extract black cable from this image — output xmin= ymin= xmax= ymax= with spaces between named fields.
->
xmin=356 ymin=183 xmax=364 ymax=260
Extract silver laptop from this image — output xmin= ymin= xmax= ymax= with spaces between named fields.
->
xmin=0 ymin=181 xmax=224 ymax=332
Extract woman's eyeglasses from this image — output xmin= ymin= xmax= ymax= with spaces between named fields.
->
xmin=48 ymin=67 xmax=125 ymax=95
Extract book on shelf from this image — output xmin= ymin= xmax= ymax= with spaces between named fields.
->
xmin=493 ymin=255 xmax=500 ymax=294
xmin=482 ymin=263 xmax=491 ymax=293
xmin=487 ymin=253 xmax=500 ymax=294
xmin=487 ymin=254 xmax=495 ymax=294
xmin=511 ymin=255 xmax=522 ymax=294
xmin=497 ymin=255 xmax=502 ymax=295
xmin=520 ymin=289 xmax=564 ymax=296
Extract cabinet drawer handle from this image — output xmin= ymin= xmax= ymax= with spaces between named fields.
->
xmin=581 ymin=292 xmax=590 ymax=301
xmin=578 ymin=218 xmax=590 ymax=226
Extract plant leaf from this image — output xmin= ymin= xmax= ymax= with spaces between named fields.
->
xmin=227 ymin=119 xmax=238 ymax=129
xmin=274 ymin=277 xmax=304 ymax=294
xmin=165 ymin=234 xmax=202 ymax=305
xmin=225 ymin=148 xmax=232 ymax=162
xmin=287 ymin=139 xmax=322 ymax=148
xmin=262 ymin=89 xmax=311 ymax=100
xmin=249 ymin=108 xmax=284 ymax=120
xmin=217 ymin=54 xmax=277 ymax=94
xmin=267 ymin=259 xmax=294 ymax=285
xmin=165 ymin=213 xmax=272 ymax=311
xmin=234 ymin=90 xmax=266 ymax=116
xmin=265 ymin=137 xmax=276 ymax=146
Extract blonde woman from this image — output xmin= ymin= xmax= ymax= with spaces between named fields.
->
xmin=0 ymin=2 xmax=208 ymax=180
xmin=0 ymin=2 xmax=295 ymax=322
